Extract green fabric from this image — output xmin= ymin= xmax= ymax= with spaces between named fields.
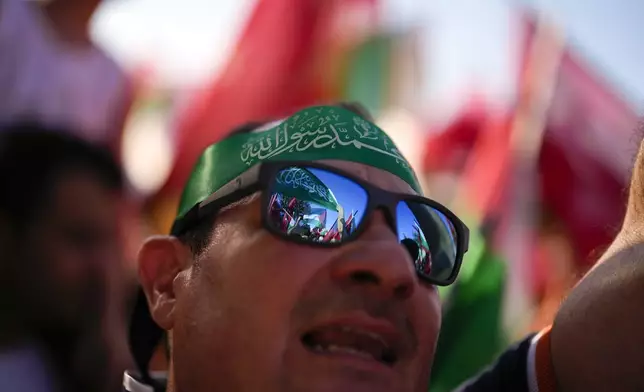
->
xmin=430 ymin=216 xmax=507 ymax=392
xmin=341 ymin=34 xmax=393 ymax=116
xmin=274 ymin=167 xmax=339 ymax=211
xmin=177 ymin=105 xmax=421 ymax=219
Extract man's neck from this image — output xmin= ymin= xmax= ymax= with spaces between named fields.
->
xmin=38 ymin=0 xmax=100 ymax=47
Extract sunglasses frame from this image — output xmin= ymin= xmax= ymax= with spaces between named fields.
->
xmin=172 ymin=161 xmax=470 ymax=286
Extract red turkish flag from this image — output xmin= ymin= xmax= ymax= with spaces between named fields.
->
xmin=424 ymin=9 xmax=638 ymax=269
xmin=520 ymin=10 xmax=637 ymax=267
xmin=162 ymin=0 xmax=380 ymax=194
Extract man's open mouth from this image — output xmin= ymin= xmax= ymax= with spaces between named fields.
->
xmin=301 ymin=325 xmax=398 ymax=366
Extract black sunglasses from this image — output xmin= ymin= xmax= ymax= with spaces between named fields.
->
xmin=172 ymin=161 xmax=469 ymax=286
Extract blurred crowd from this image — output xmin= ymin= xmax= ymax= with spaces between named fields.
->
xmin=0 ymin=0 xmax=641 ymax=391
xmin=1 ymin=0 xmax=133 ymax=390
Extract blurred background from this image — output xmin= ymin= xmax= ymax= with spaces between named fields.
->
xmin=13 ymin=0 xmax=642 ymax=390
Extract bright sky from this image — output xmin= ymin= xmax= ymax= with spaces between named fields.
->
xmin=91 ymin=0 xmax=644 ymax=117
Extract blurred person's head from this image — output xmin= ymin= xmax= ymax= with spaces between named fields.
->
xmin=134 ymin=103 xmax=469 ymax=392
xmin=0 ymin=123 xmax=124 ymax=337
xmin=38 ymin=0 xmax=108 ymax=46
xmin=40 ymin=0 xmax=105 ymax=12
xmin=550 ymin=121 xmax=644 ymax=391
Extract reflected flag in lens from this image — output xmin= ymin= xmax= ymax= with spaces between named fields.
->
xmin=267 ymin=166 xmax=368 ymax=243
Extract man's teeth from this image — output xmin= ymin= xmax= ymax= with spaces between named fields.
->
xmin=340 ymin=326 xmax=388 ymax=348
xmin=313 ymin=344 xmax=375 ymax=361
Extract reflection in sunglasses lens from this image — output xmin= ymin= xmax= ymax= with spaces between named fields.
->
xmin=396 ymin=201 xmax=458 ymax=284
xmin=266 ymin=167 xmax=367 ymax=244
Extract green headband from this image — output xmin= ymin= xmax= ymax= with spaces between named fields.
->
xmin=176 ymin=105 xmax=422 ymax=220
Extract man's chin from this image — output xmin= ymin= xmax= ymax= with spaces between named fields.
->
xmin=287 ymin=374 xmax=401 ymax=392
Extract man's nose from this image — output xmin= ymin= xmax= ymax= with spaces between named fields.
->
xmin=329 ymin=211 xmax=418 ymax=301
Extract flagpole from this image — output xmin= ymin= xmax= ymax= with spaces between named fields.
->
xmin=501 ymin=10 xmax=566 ymax=337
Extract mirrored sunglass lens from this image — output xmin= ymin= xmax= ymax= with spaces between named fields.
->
xmin=266 ymin=166 xmax=367 ymax=244
xmin=396 ymin=201 xmax=458 ymax=284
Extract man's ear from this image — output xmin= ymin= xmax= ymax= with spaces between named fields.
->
xmin=138 ymin=235 xmax=191 ymax=330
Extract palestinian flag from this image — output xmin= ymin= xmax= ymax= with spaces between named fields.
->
xmin=303 ymin=208 xmax=328 ymax=228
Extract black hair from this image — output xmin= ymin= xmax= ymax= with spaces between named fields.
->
xmin=0 ymin=122 xmax=123 ymax=230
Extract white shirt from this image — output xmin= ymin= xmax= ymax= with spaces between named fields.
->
xmin=0 ymin=0 xmax=129 ymax=142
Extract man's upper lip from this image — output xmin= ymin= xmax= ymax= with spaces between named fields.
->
xmin=303 ymin=312 xmax=405 ymax=358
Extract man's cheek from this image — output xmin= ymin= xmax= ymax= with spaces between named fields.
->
xmin=413 ymin=314 xmax=440 ymax=390
xmin=222 ymin=254 xmax=314 ymax=351
xmin=412 ymin=293 xmax=441 ymax=360
xmin=184 ymin=293 xmax=291 ymax=384
xmin=235 ymin=245 xmax=326 ymax=300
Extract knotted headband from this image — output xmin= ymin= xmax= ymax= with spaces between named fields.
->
xmin=176 ymin=105 xmax=422 ymax=220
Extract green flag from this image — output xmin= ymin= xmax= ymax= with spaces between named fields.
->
xmin=430 ymin=218 xmax=507 ymax=392
xmin=341 ymin=34 xmax=394 ymax=116
xmin=274 ymin=167 xmax=340 ymax=211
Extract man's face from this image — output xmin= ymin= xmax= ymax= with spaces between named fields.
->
xmin=144 ymin=161 xmax=441 ymax=392
xmin=16 ymin=171 xmax=123 ymax=330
